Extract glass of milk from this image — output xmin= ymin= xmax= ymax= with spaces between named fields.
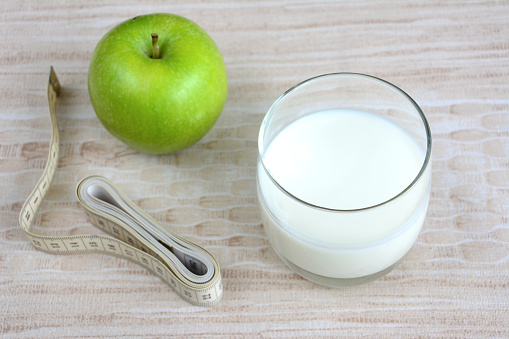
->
xmin=257 ymin=73 xmax=432 ymax=286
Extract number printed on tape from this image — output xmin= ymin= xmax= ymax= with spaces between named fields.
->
xmin=17 ymin=67 xmax=222 ymax=307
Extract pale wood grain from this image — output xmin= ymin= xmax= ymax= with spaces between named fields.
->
xmin=1 ymin=1 xmax=508 ymax=338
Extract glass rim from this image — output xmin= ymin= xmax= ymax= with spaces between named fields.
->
xmin=258 ymin=72 xmax=432 ymax=212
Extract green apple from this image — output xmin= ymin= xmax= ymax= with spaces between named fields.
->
xmin=88 ymin=13 xmax=228 ymax=154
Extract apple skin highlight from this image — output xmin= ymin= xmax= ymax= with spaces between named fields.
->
xmin=88 ymin=13 xmax=228 ymax=154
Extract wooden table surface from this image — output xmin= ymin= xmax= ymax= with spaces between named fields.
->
xmin=1 ymin=1 xmax=508 ymax=337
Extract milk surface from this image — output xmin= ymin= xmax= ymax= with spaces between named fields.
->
xmin=263 ymin=109 xmax=422 ymax=209
xmin=257 ymin=109 xmax=431 ymax=279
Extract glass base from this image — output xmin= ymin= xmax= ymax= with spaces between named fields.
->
xmin=274 ymin=248 xmax=403 ymax=287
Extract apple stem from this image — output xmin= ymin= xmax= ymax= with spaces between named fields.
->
xmin=151 ymin=33 xmax=160 ymax=59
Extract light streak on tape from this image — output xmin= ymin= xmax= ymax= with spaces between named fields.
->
xmin=18 ymin=67 xmax=223 ymax=307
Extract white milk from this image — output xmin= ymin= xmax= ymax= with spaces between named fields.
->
xmin=257 ymin=109 xmax=431 ymax=279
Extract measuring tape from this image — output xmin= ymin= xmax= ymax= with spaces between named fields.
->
xmin=18 ymin=67 xmax=223 ymax=307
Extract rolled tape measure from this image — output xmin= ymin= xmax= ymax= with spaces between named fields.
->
xmin=18 ymin=67 xmax=223 ymax=307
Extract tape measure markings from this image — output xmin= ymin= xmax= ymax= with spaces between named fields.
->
xmin=18 ymin=67 xmax=223 ymax=307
